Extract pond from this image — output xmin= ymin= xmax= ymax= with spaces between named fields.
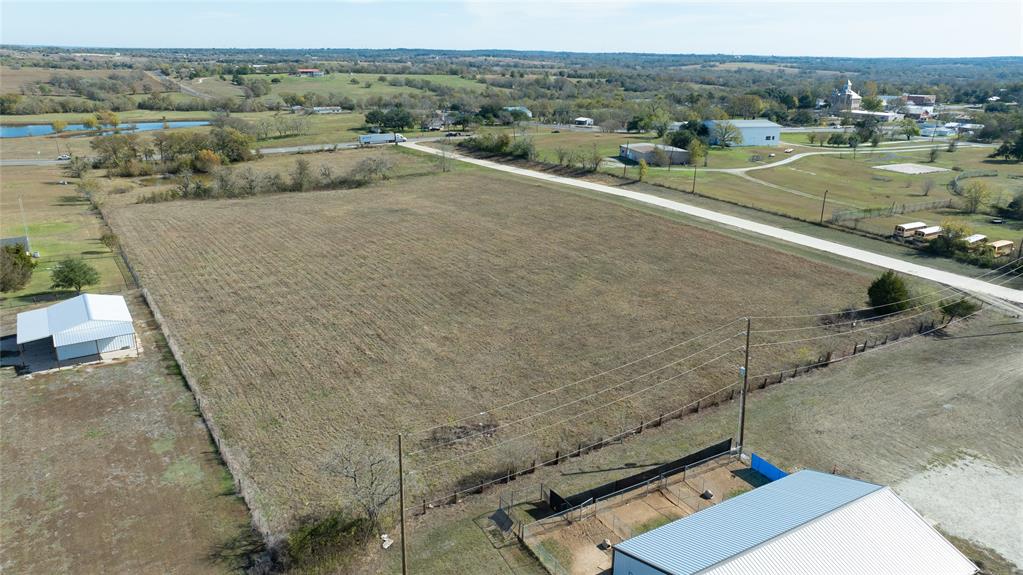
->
xmin=0 ymin=120 xmax=211 ymax=139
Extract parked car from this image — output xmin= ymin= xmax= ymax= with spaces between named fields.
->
xmin=56 ymin=154 xmax=71 ymax=160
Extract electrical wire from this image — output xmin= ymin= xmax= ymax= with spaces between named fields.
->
xmin=408 ymin=317 xmax=745 ymax=436
xmin=407 ymin=332 xmax=743 ymax=455
xmin=407 ymin=378 xmax=743 ymax=511
xmin=747 ymin=259 xmax=1021 ymax=320
xmin=413 ymin=349 xmax=740 ymax=472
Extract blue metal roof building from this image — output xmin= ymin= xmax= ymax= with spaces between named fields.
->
xmin=612 ymin=470 xmax=977 ymax=575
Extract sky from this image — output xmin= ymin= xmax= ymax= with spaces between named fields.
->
xmin=1 ymin=0 xmax=1021 ymax=58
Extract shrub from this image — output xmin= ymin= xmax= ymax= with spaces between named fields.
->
xmin=50 ymin=257 xmax=100 ymax=292
xmin=1 ymin=244 xmax=36 ymax=292
xmin=193 ymin=149 xmax=222 ymax=173
xmin=867 ymin=270 xmax=910 ymax=315
xmin=507 ymin=137 xmax=537 ymax=160
xmin=940 ymin=298 xmax=980 ymax=322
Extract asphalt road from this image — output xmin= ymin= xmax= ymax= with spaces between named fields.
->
xmin=401 ymin=141 xmax=1023 ymax=304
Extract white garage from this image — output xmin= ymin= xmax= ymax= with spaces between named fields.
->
xmin=16 ymin=294 xmax=138 ymax=362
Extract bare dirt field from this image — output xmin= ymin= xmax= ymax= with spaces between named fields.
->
xmin=0 ymin=292 xmax=257 ymax=574
xmin=106 ymin=163 xmax=929 ymax=538
xmin=525 ymin=459 xmax=758 ymax=575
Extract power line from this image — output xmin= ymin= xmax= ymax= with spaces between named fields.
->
xmin=408 ymin=317 xmax=744 ymax=436
xmin=407 ymin=333 xmax=743 ymax=456
xmin=746 ymin=304 xmax=991 ymax=381
xmin=750 ymin=305 xmax=945 ymax=348
xmin=408 ymin=378 xmax=744 ymax=511
xmin=413 ymin=349 xmax=739 ymax=472
xmin=747 ymin=259 xmax=1021 ymax=321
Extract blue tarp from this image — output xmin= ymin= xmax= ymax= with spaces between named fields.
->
xmin=751 ymin=453 xmax=788 ymax=482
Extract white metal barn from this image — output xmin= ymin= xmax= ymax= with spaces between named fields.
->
xmin=612 ymin=470 xmax=977 ymax=575
xmin=16 ymin=294 xmax=138 ymax=362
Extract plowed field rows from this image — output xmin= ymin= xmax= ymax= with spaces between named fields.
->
xmin=109 ymin=167 xmax=879 ymax=536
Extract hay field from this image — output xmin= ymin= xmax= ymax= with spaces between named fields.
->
xmin=108 ymin=166 xmax=887 ymax=536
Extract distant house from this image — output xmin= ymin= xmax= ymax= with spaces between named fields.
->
xmin=503 ymin=106 xmax=533 ymax=119
xmin=16 ymin=294 xmax=138 ymax=363
xmin=619 ymin=143 xmax=689 ymax=165
xmin=703 ymin=119 xmax=781 ymax=147
xmin=904 ymin=105 xmax=935 ymax=119
xmin=667 ymin=121 xmax=688 ymax=132
xmin=829 ymin=79 xmax=862 ymax=111
xmin=310 ymin=106 xmax=346 ymax=114
xmin=612 ymin=470 xmax=977 ymax=575
xmin=573 ymin=117 xmax=594 ymax=126
xmin=1 ymin=236 xmax=31 ymax=255
xmin=905 ymin=93 xmax=937 ymax=106
xmin=848 ymin=109 xmax=901 ymax=122
xmin=296 ymin=68 xmax=324 ymax=77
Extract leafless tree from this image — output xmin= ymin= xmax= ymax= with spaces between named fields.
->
xmin=324 ymin=442 xmax=400 ymax=529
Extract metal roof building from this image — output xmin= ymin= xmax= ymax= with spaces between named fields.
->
xmin=16 ymin=294 xmax=138 ymax=362
xmin=702 ymin=119 xmax=781 ymax=147
xmin=613 ymin=470 xmax=976 ymax=575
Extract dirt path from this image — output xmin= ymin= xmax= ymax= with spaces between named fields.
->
xmin=401 ymin=141 xmax=1023 ymax=304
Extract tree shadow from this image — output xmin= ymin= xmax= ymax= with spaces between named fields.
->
xmin=208 ymin=528 xmax=267 ymax=572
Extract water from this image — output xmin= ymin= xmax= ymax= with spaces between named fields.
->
xmin=0 ymin=120 xmax=210 ymax=139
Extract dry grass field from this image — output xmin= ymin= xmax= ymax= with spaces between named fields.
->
xmin=0 ymin=293 xmax=257 ymax=574
xmin=107 ymin=163 xmax=932 ymax=538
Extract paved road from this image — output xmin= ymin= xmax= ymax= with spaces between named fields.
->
xmin=146 ymin=70 xmax=212 ymax=100
xmin=401 ymin=141 xmax=1023 ymax=304
xmin=259 ymin=135 xmax=446 ymax=155
xmin=0 ymin=159 xmax=67 ymax=166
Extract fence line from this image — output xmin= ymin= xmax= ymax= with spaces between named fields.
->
xmin=830 ymin=198 xmax=953 ymax=224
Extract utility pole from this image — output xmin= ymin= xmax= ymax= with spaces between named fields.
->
xmin=622 ymin=142 xmax=629 ymax=178
xmin=691 ymin=161 xmax=698 ymax=194
xmin=398 ymin=434 xmax=408 ymax=575
xmin=19 ymin=197 xmax=30 ymax=242
xmin=737 ymin=318 xmax=751 ymax=454
xmin=819 ymin=189 xmax=829 ymax=224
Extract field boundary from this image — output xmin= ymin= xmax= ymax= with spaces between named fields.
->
xmin=137 ymin=285 xmax=273 ymax=544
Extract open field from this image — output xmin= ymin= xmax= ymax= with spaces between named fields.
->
xmin=106 ymin=163 xmax=892 ymax=538
xmin=0 ymin=165 xmax=128 ymax=309
xmin=0 ymin=65 xmax=128 ymax=92
xmin=631 ymin=146 xmax=1022 ymax=225
xmin=515 ymin=130 xmax=790 ymax=170
xmin=97 ymin=146 xmax=441 ymax=207
xmin=0 ymin=292 xmax=257 ymax=574
xmin=382 ymin=310 xmax=1022 ymax=575
xmin=184 ymin=72 xmax=492 ymax=103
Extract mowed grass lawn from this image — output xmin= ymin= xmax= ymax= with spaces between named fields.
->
xmin=107 ymin=157 xmax=887 ymax=538
xmin=639 ymin=145 xmax=1022 ymax=223
xmin=519 ymin=130 xmax=790 ymax=170
xmin=0 ymin=165 xmax=127 ymax=308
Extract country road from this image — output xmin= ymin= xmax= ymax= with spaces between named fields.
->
xmin=400 ymin=141 xmax=1023 ymax=304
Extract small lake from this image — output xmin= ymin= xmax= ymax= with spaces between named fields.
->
xmin=0 ymin=120 xmax=210 ymax=139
